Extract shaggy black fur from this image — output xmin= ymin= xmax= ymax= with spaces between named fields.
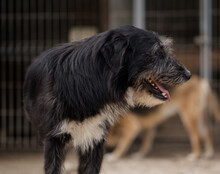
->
xmin=23 ymin=25 xmax=191 ymax=174
xmin=78 ymin=140 xmax=105 ymax=174
xmin=43 ymin=134 xmax=71 ymax=174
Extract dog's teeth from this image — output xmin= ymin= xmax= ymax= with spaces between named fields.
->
xmin=162 ymin=93 xmax=167 ymax=97
xmin=155 ymin=86 xmax=158 ymax=89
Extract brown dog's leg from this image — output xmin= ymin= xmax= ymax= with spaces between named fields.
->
xmin=106 ymin=115 xmax=140 ymax=160
xmin=136 ymin=128 xmax=156 ymax=157
xmin=180 ymin=113 xmax=201 ymax=160
xmin=203 ymin=131 xmax=214 ymax=158
xmin=198 ymin=116 xmax=214 ymax=158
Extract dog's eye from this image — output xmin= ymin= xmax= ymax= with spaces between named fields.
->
xmin=155 ymin=47 xmax=163 ymax=55
xmin=155 ymin=49 xmax=165 ymax=59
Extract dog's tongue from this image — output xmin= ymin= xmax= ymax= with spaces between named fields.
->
xmin=154 ymin=81 xmax=171 ymax=101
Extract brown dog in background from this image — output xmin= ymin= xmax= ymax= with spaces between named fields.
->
xmin=106 ymin=76 xmax=220 ymax=161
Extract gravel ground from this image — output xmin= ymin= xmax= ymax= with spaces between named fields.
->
xmin=1 ymin=144 xmax=220 ymax=174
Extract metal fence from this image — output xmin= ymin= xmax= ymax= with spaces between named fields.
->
xmin=0 ymin=0 xmax=107 ymax=151
xmin=0 ymin=0 xmax=220 ymax=151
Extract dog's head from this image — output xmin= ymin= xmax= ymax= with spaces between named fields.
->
xmin=100 ymin=25 xmax=191 ymax=107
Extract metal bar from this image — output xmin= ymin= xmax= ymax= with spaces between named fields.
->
xmin=30 ymin=0 xmax=38 ymax=148
xmin=0 ymin=4 xmax=1 ymax=99
xmin=199 ymin=0 xmax=212 ymax=81
xmin=0 ymin=0 xmax=2 ymax=149
xmin=43 ymin=0 xmax=46 ymax=49
xmin=5 ymin=0 xmax=10 ymax=149
xmin=58 ymin=0 xmax=61 ymax=43
xmin=23 ymin=0 xmax=31 ymax=148
xmin=12 ymin=0 xmax=16 ymax=148
xmin=0 ymin=0 xmax=7 ymax=149
xmin=132 ymin=0 xmax=146 ymax=29
xmin=20 ymin=0 xmax=24 ymax=148
xmin=15 ymin=0 xmax=22 ymax=149
xmin=51 ymin=0 xmax=54 ymax=46
xmin=66 ymin=0 xmax=69 ymax=41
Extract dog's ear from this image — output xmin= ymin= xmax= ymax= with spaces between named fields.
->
xmin=159 ymin=36 xmax=173 ymax=54
xmin=100 ymin=32 xmax=129 ymax=72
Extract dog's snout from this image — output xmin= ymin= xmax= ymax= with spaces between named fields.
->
xmin=184 ymin=70 xmax=191 ymax=80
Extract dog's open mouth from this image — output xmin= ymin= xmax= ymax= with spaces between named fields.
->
xmin=143 ymin=77 xmax=171 ymax=101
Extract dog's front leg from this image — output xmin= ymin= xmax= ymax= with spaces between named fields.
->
xmin=78 ymin=139 xmax=104 ymax=174
xmin=44 ymin=134 xmax=70 ymax=174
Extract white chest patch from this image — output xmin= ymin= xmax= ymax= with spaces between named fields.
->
xmin=59 ymin=115 xmax=107 ymax=152
xmin=54 ymin=99 xmax=131 ymax=153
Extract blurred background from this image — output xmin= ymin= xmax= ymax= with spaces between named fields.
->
xmin=0 ymin=0 xmax=220 ymax=173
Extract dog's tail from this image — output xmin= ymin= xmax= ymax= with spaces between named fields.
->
xmin=202 ymin=79 xmax=220 ymax=124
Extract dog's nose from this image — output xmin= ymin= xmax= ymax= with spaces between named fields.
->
xmin=184 ymin=70 xmax=191 ymax=80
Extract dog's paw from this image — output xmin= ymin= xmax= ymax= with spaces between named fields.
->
xmin=105 ymin=153 xmax=119 ymax=162
xmin=203 ymin=149 xmax=214 ymax=159
xmin=64 ymin=161 xmax=76 ymax=173
xmin=131 ymin=152 xmax=145 ymax=159
xmin=186 ymin=153 xmax=199 ymax=161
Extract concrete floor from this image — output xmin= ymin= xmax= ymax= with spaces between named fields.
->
xmin=1 ymin=144 xmax=220 ymax=174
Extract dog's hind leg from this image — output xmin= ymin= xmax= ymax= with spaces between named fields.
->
xmin=180 ymin=113 xmax=201 ymax=161
xmin=133 ymin=128 xmax=156 ymax=158
xmin=44 ymin=134 xmax=71 ymax=174
xmin=203 ymin=130 xmax=214 ymax=158
xmin=78 ymin=140 xmax=104 ymax=174
xmin=105 ymin=115 xmax=141 ymax=161
xmin=198 ymin=116 xmax=214 ymax=158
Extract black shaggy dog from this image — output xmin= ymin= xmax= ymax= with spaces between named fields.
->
xmin=23 ymin=25 xmax=191 ymax=174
